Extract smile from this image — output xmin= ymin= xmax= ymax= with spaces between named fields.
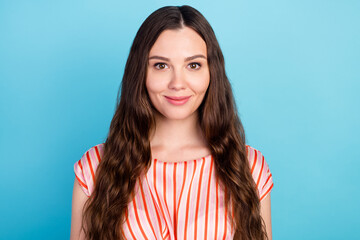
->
xmin=164 ymin=96 xmax=191 ymax=106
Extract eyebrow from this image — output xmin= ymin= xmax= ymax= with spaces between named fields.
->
xmin=148 ymin=54 xmax=207 ymax=61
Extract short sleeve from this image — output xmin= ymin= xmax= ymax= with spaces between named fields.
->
xmin=246 ymin=146 xmax=274 ymax=201
xmin=74 ymin=143 xmax=104 ymax=197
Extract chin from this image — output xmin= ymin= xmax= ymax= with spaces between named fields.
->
xmin=159 ymin=110 xmax=198 ymax=121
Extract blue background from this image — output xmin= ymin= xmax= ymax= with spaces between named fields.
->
xmin=1 ymin=0 xmax=359 ymax=239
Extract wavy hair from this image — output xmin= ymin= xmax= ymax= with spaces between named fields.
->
xmin=82 ymin=5 xmax=268 ymax=240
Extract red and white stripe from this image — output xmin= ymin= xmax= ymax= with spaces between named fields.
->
xmin=74 ymin=144 xmax=273 ymax=239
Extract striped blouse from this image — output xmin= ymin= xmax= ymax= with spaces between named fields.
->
xmin=74 ymin=143 xmax=273 ymax=240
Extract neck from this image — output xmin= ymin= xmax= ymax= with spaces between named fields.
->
xmin=150 ymin=111 xmax=206 ymax=150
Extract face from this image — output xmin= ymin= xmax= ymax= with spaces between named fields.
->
xmin=146 ymin=27 xmax=210 ymax=121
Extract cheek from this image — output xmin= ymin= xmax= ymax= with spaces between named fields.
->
xmin=146 ymin=73 xmax=168 ymax=94
xmin=145 ymin=79 xmax=159 ymax=107
xmin=191 ymin=72 xmax=210 ymax=93
xmin=146 ymin=78 xmax=159 ymax=95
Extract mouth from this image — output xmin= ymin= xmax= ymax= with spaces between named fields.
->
xmin=164 ymin=96 xmax=191 ymax=105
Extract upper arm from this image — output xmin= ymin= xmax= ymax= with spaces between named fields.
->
xmin=71 ymin=144 xmax=103 ymax=239
xmin=70 ymin=179 xmax=88 ymax=240
xmin=260 ymin=193 xmax=272 ymax=240
xmin=246 ymin=146 xmax=273 ymax=239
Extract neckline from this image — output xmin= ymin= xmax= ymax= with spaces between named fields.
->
xmin=153 ymin=154 xmax=212 ymax=164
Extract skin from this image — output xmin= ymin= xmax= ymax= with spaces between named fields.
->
xmin=261 ymin=193 xmax=272 ymax=239
xmin=70 ymin=26 xmax=272 ymax=239
xmin=70 ymin=180 xmax=87 ymax=240
xmin=146 ymin=27 xmax=211 ymax=162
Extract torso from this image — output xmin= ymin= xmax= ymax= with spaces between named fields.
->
xmin=74 ymin=143 xmax=274 ymax=239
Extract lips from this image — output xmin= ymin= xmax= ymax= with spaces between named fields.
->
xmin=164 ymin=95 xmax=191 ymax=105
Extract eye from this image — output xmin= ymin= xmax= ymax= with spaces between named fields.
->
xmin=154 ymin=63 xmax=168 ymax=70
xmin=188 ymin=62 xmax=201 ymax=70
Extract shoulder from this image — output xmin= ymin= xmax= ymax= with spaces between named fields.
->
xmin=245 ymin=145 xmax=265 ymax=173
xmin=245 ymin=145 xmax=274 ymax=201
xmin=73 ymin=143 xmax=105 ymax=197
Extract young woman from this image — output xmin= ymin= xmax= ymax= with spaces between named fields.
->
xmin=71 ymin=5 xmax=273 ymax=240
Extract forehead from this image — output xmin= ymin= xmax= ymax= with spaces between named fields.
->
xmin=149 ymin=27 xmax=207 ymax=58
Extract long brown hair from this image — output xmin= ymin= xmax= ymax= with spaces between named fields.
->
xmin=82 ymin=5 xmax=267 ymax=239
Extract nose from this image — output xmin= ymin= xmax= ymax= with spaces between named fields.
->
xmin=168 ymin=68 xmax=186 ymax=91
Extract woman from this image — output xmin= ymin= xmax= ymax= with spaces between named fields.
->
xmin=71 ymin=5 xmax=273 ymax=240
